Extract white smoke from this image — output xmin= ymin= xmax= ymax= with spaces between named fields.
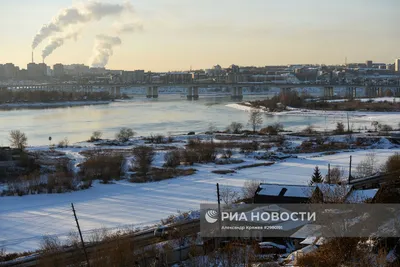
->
xmin=90 ymin=35 xmax=122 ymax=68
xmin=114 ymin=22 xmax=143 ymax=34
xmin=42 ymin=31 xmax=79 ymax=60
xmin=32 ymin=1 xmax=133 ymax=49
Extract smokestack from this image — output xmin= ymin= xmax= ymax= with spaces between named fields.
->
xmin=31 ymin=51 xmax=34 ymax=63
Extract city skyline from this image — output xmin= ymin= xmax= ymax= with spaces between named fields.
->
xmin=1 ymin=0 xmax=399 ymax=72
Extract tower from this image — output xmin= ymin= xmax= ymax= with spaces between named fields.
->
xmin=31 ymin=51 xmax=34 ymax=63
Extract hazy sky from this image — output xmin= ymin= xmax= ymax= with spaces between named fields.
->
xmin=1 ymin=0 xmax=399 ymax=71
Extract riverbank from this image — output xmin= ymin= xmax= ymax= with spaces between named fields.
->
xmin=0 ymin=130 xmax=399 ymax=252
xmin=0 ymin=100 xmax=112 ymax=110
xmin=226 ymin=102 xmax=400 ymax=131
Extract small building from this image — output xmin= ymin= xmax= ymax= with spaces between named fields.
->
xmin=253 ymin=183 xmax=355 ymax=204
xmin=253 ymin=184 xmax=316 ymax=204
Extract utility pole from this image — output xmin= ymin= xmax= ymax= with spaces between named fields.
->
xmin=328 ymin=163 xmax=331 ymax=184
xmin=347 ymin=112 xmax=350 ymax=133
xmin=216 ymin=183 xmax=222 ymax=249
xmin=349 ymin=156 xmax=352 ymax=183
xmin=216 ymin=183 xmax=222 ymax=231
xmin=71 ymin=203 xmax=90 ymax=267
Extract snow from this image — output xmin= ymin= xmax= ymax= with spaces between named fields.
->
xmin=345 ymin=189 xmax=379 ymax=203
xmin=257 ymin=184 xmax=313 ymax=198
xmin=290 ymin=224 xmax=323 ymax=239
xmin=327 ymin=97 xmax=400 ymax=103
xmin=226 ymin=103 xmax=400 ymax=131
xmin=0 ymin=146 xmax=399 ymax=252
xmin=258 ymin=242 xmax=286 ymax=250
xmin=284 ymin=245 xmax=318 ymax=265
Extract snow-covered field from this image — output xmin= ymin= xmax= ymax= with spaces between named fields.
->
xmin=226 ymin=103 xmax=400 ymax=132
xmin=0 ymin=146 xmax=398 ymax=253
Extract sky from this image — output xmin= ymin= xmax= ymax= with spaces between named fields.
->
xmin=0 ymin=0 xmax=399 ymax=71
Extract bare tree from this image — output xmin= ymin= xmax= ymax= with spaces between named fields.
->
xmin=325 ymin=166 xmax=345 ymax=184
xmin=220 ymin=186 xmax=240 ymax=204
xmin=242 ymin=180 xmax=261 ymax=199
xmin=248 ymin=109 xmax=263 ymax=133
xmin=9 ymin=130 xmax=28 ymax=150
xmin=356 ymin=152 xmax=379 ymax=178
xmin=371 ymin=121 xmax=379 ymax=132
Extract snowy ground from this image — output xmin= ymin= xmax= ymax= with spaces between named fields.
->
xmin=0 ymin=145 xmax=398 ymax=253
xmin=226 ymin=103 xmax=400 ymax=131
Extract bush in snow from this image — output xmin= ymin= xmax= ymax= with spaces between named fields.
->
xmin=335 ymin=122 xmax=345 ymax=134
xmin=164 ymin=150 xmax=181 ymax=168
xmin=132 ymin=146 xmax=155 ymax=176
xmin=115 ymin=127 xmax=135 ymax=142
xmin=80 ymin=153 xmax=124 ymax=183
xmin=226 ymin=122 xmax=244 ymax=134
xmin=90 ymin=130 xmax=103 ymax=142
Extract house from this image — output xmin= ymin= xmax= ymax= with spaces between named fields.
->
xmin=253 ymin=183 xmax=358 ymax=204
xmin=253 ymin=184 xmax=315 ymax=204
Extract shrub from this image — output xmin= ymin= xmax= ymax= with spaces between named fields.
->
xmin=226 ymin=122 xmax=244 ymax=134
xmin=80 ymin=153 xmax=124 ymax=183
xmin=378 ymin=124 xmax=393 ymax=134
xmin=115 ymin=128 xmax=135 ymax=142
xmin=57 ymin=137 xmax=69 ymax=148
xmin=187 ymin=137 xmax=202 ymax=148
xmin=132 ymin=146 xmax=155 ymax=176
xmin=180 ymin=149 xmax=198 ymax=165
xmin=9 ymin=130 xmax=28 ymax=150
xmin=90 ymin=131 xmax=102 ymax=142
xmin=260 ymin=126 xmax=278 ymax=135
xmin=164 ymin=150 xmax=181 ymax=168
xmin=196 ymin=142 xmax=217 ymax=162
xmin=146 ymin=134 xmax=165 ymax=144
xmin=335 ymin=122 xmax=345 ymax=134
xmin=240 ymin=141 xmax=259 ymax=153
xmin=381 ymin=152 xmax=400 ymax=180
xmin=302 ymin=125 xmax=315 ymax=135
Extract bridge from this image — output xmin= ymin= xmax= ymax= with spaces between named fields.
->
xmin=2 ymin=82 xmax=400 ymax=100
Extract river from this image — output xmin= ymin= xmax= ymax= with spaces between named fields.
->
xmin=0 ymin=94 xmax=326 ymax=146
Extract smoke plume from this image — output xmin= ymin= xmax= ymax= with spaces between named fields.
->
xmin=42 ymin=31 xmax=79 ymax=60
xmin=32 ymin=1 xmax=133 ymax=49
xmin=115 ymin=22 xmax=143 ymax=34
xmin=90 ymin=35 xmax=122 ymax=68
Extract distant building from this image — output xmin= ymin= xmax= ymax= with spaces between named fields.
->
xmin=395 ymin=59 xmax=400 ymax=72
xmin=366 ymin=60 xmax=373 ymax=68
xmin=64 ymin=64 xmax=90 ymax=76
xmin=53 ymin=64 xmax=65 ymax=78
xmin=0 ymin=65 xmax=4 ymax=79
xmin=27 ymin=63 xmax=46 ymax=79
xmin=89 ymin=67 xmax=106 ymax=75
xmin=163 ymin=72 xmax=193 ymax=83
xmin=3 ymin=63 xmax=18 ymax=79
xmin=121 ymin=70 xmax=145 ymax=83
